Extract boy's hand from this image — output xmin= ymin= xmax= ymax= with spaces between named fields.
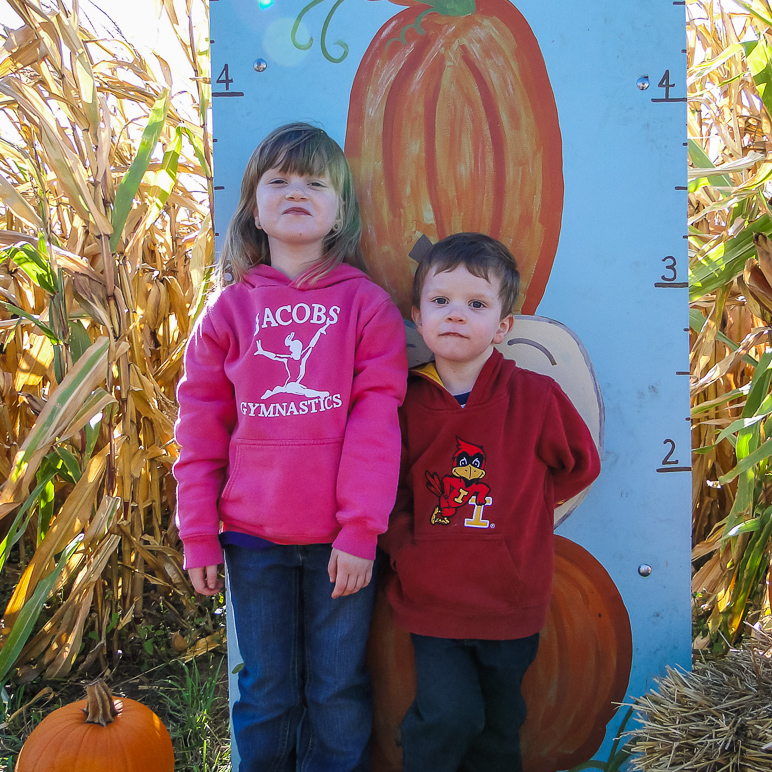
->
xmin=189 ymin=565 xmax=224 ymax=596
xmin=328 ymin=548 xmax=373 ymax=598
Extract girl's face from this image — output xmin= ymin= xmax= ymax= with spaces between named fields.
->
xmin=254 ymin=167 xmax=340 ymax=254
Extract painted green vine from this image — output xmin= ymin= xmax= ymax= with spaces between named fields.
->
xmin=292 ymin=0 xmax=350 ymax=63
xmin=291 ymin=0 xmax=477 ymax=63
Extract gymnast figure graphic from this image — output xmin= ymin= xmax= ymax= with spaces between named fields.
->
xmin=254 ymin=320 xmax=333 ymax=400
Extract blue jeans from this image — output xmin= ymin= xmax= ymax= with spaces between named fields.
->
xmin=225 ymin=543 xmax=376 ymax=772
xmin=401 ymin=633 xmax=539 ymax=772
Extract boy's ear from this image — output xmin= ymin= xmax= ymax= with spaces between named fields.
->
xmin=492 ymin=313 xmax=514 ymax=345
xmin=411 ymin=306 xmax=422 ymax=331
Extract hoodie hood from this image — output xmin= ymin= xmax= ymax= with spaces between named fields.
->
xmin=409 ymin=349 xmax=507 ymax=409
xmin=242 ymin=262 xmax=370 ymax=291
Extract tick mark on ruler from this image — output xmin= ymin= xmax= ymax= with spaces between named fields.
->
xmin=656 ymin=467 xmax=691 ymax=473
xmin=213 ymin=92 xmax=245 ymax=98
xmin=655 ymin=282 xmax=688 ymax=288
xmin=214 ymin=186 xmax=225 ymax=191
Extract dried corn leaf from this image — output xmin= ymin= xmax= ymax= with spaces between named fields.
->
xmin=3 ymin=445 xmax=109 ymax=627
xmin=0 ymin=0 xmax=214 ymax=680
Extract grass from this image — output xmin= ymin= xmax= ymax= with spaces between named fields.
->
xmin=155 ymin=657 xmax=231 ymax=772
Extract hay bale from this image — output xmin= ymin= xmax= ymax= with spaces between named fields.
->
xmin=629 ymin=631 xmax=772 ymax=771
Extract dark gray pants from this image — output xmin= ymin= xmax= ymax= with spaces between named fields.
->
xmin=401 ymin=633 xmax=539 ymax=772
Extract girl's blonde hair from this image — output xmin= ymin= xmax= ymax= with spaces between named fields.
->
xmin=217 ymin=122 xmax=366 ymax=287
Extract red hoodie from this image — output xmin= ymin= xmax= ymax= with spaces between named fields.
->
xmin=381 ymin=350 xmax=600 ymax=640
xmin=174 ymin=264 xmax=407 ymax=569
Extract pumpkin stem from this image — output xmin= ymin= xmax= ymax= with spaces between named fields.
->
xmin=426 ymin=0 xmax=476 ymax=17
xmin=386 ymin=0 xmax=476 ymax=51
xmin=82 ymin=679 xmax=119 ymax=726
xmin=386 ymin=8 xmax=437 ymax=50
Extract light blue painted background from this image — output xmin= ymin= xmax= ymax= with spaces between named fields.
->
xmin=212 ymin=0 xmax=690 ymax=766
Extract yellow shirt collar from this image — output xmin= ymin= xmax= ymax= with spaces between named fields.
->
xmin=412 ymin=361 xmax=445 ymax=388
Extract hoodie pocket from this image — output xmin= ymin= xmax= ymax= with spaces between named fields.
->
xmin=395 ymin=536 xmax=524 ymax=614
xmin=219 ymin=438 xmax=343 ymax=532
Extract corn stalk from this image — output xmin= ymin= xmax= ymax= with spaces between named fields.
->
xmin=0 ymin=0 xmax=215 ymax=683
xmin=689 ymin=0 xmax=772 ymax=648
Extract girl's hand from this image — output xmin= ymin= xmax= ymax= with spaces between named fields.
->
xmin=189 ymin=565 xmax=224 ymax=596
xmin=328 ymin=548 xmax=373 ymax=598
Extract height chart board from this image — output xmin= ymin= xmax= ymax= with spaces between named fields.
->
xmin=211 ymin=1 xmax=689 ymax=768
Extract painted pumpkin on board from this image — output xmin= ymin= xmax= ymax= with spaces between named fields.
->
xmin=367 ymin=536 xmax=632 ymax=772
xmin=346 ymin=0 xmax=563 ymax=317
xmin=14 ymin=679 xmax=175 ymax=772
xmin=347 ymin=4 xmax=631 ymax=768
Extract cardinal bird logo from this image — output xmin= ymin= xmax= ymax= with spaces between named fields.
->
xmin=425 ymin=438 xmax=494 ymax=528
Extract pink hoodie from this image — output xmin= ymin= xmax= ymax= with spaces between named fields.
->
xmin=174 ymin=264 xmax=407 ymax=569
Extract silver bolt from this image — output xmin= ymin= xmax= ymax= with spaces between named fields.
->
xmin=254 ymin=59 xmax=268 ymax=72
xmin=638 ymin=564 xmax=652 ymax=577
xmin=636 ymin=76 xmax=650 ymax=91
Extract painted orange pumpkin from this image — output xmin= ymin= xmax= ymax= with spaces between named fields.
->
xmin=367 ymin=536 xmax=632 ymax=771
xmin=520 ymin=536 xmax=633 ymax=772
xmin=346 ymin=0 xmax=563 ymax=317
xmin=15 ymin=680 xmax=175 ymax=772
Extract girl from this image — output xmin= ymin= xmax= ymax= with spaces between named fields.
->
xmin=173 ymin=123 xmax=407 ymax=771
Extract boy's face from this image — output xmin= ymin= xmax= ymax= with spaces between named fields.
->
xmin=412 ymin=266 xmax=514 ymax=368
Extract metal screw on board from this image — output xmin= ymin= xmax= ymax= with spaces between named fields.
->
xmin=254 ymin=59 xmax=268 ymax=72
xmin=636 ymin=76 xmax=650 ymax=91
xmin=638 ymin=564 xmax=652 ymax=577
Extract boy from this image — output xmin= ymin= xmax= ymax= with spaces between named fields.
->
xmin=380 ymin=232 xmax=601 ymax=772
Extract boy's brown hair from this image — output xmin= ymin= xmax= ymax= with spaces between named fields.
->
xmin=412 ymin=233 xmax=520 ymax=318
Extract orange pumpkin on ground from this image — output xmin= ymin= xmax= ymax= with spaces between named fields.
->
xmin=346 ymin=0 xmax=563 ymax=317
xmin=367 ymin=535 xmax=632 ymax=772
xmin=15 ymin=679 xmax=174 ymax=772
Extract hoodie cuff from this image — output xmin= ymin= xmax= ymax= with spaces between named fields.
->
xmin=183 ymin=535 xmax=225 ymax=570
xmin=332 ymin=521 xmax=379 ymax=561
